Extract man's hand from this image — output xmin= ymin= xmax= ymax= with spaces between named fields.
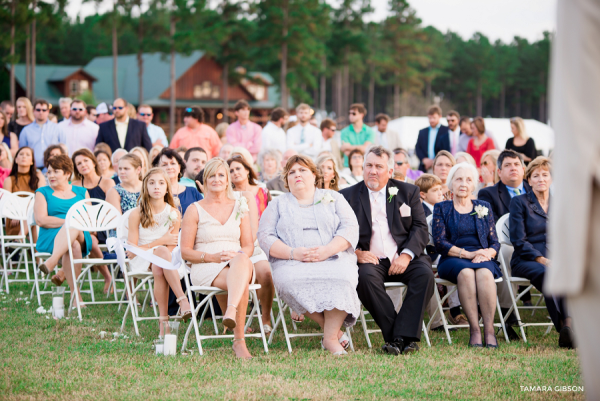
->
xmin=389 ymin=253 xmax=411 ymax=275
xmin=423 ymin=158 xmax=434 ymax=170
xmin=356 ymin=249 xmax=379 ymax=265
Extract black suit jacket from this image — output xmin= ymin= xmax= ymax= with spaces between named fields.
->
xmin=340 ymin=179 xmax=429 ymax=260
xmin=478 ymin=180 xmax=532 ymax=223
xmin=415 ymin=125 xmax=451 ymax=171
xmin=509 ymin=191 xmax=549 ymax=266
xmin=95 ymin=118 xmax=152 ymax=152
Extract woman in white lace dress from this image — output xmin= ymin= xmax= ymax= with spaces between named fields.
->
xmin=180 ymin=158 xmax=255 ymax=359
xmin=127 ymin=168 xmax=192 ymax=334
xmin=257 ymin=155 xmax=361 ymax=356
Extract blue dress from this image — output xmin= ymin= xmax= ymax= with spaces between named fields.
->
xmin=114 ymin=184 xmax=140 ymax=213
xmin=176 ymin=186 xmax=203 ymax=215
xmin=36 ymin=186 xmax=93 ymax=256
xmin=433 ymin=200 xmax=501 ymax=284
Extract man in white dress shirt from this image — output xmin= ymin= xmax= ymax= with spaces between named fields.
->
xmin=286 ymin=103 xmax=322 ymax=159
xmin=446 ymin=110 xmax=461 ymax=156
xmin=374 ymin=113 xmax=402 ymax=151
xmin=138 ymin=104 xmax=169 ymax=147
xmin=260 ymin=107 xmax=288 ymax=154
xmin=59 ymin=99 xmax=99 ymax=155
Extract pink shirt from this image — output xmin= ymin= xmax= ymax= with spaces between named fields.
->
xmin=58 ymin=118 xmax=99 ymax=155
xmin=225 ymin=120 xmax=262 ymax=157
xmin=169 ymin=124 xmax=222 ymax=159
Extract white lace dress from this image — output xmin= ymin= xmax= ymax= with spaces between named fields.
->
xmin=233 ymin=191 xmax=268 ymax=264
xmin=128 ymin=204 xmax=177 ymax=274
xmin=257 ymin=189 xmax=361 ymax=327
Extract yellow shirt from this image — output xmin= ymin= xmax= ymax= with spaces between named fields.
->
xmin=115 ymin=117 xmax=129 ymax=148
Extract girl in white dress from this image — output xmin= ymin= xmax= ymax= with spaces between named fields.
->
xmin=127 ymin=168 xmax=192 ymax=334
xmin=181 ymin=158 xmax=255 ymax=359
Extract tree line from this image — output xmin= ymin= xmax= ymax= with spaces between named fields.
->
xmin=0 ymin=0 xmax=551 ymax=124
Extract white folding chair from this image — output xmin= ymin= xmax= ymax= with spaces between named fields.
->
xmin=0 ymin=191 xmax=36 ymax=293
xmin=425 ymin=215 xmax=510 ymax=343
xmin=64 ymin=199 xmax=125 ymax=320
xmin=496 ymin=214 xmax=554 ymax=342
xmin=180 ymin=273 xmax=270 ymax=355
xmin=109 ymin=210 xmax=160 ymax=336
xmin=269 ymin=190 xmax=284 ymax=198
xmin=359 ymin=282 xmax=431 ymax=349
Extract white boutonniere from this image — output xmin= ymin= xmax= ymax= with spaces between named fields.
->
xmin=164 ymin=210 xmax=179 ymax=227
xmin=236 ymin=196 xmax=250 ymax=220
xmin=315 ymin=193 xmax=336 ymax=205
xmin=387 ymin=187 xmax=398 ymax=203
xmin=471 ymin=205 xmax=489 ymax=219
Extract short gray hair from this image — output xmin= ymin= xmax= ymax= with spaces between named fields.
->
xmin=447 ymin=162 xmax=479 ymax=192
xmin=112 ymin=148 xmax=128 ymax=164
xmin=364 ymin=145 xmax=394 ymax=169
xmin=258 ymin=149 xmax=282 ymax=171
xmin=59 ymin=97 xmax=72 ymax=105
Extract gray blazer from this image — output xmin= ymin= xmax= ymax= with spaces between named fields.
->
xmin=257 ymin=188 xmax=359 ymax=269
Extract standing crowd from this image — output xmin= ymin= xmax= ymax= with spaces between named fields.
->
xmin=0 ymin=96 xmax=572 ymax=359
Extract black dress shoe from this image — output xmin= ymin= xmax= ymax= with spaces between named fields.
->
xmin=381 ymin=342 xmax=402 ymax=355
xmin=505 ymin=325 xmax=521 ymax=341
xmin=558 ymin=326 xmax=574 ymax=349
xmin=468 ymin=343 xmax=484 ymax=348
xmin=486 ymin=344 xmax=498 ymax=349
xmin=402 ymin=341 xmax=419 ymax=354
xmin=431 ymin=325 xmax=457 ymax=332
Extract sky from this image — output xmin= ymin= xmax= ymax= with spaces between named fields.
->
xmin=65 ymin=0 xmax=557 ymax=44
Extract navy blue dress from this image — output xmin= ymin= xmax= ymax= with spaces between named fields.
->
xmin=433 ymin=200 xmax=501 ymax=284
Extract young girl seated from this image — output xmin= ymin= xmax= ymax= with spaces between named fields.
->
xmin=127 ymin=167 xmax=192 ymax=334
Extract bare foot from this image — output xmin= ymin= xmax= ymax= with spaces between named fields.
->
xmin=103 ymin=277 xmax=113 ymax=294
xmin=291 ymin=311 xmax=305 ymax=322
xmin=232 ymin=339 xmax=253 ymax=359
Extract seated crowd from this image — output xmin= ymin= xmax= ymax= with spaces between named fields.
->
xmin=0 ymin=95 xmax=574 ymax=361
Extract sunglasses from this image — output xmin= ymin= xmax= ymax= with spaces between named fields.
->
xmin=71 ymin=108 xmax=84 ymax=112
xmin=395 ymin=161 xmax=406 ymax=166
xmin=349 ymin=112 xmax=357 ymax=116
xmin=139 ymin=113 xmax=152 ymax=117
xmin=35 ymin=108 xmax=48 ymax=112
xmin=185 ymin=108 xmax=193 ymax=112
xmin=112 ymin=106 xmax=124 ymax=110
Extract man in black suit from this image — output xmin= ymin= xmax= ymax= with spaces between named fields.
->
xmin=340 ymin=146 xmax=434 ymax=355
xmin=478 ymin=149 xmax=532 ymax=335
xmin=415 ymin=105 xmax=451 ymax=172
xmin=95 ymin=98 xmax=152 ymax=152
xmin=478 ymin=149 xmax=531 ymax=223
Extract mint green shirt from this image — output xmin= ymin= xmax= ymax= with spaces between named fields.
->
xmin=179 ymin=177 xmax=197 ymax=188
xmin=340 ymin=123 xmax=375 ymax=167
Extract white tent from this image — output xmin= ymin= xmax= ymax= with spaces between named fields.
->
xmin=387 ymin=117 xmax=555 ymax=157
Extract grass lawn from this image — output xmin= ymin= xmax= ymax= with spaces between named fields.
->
xmin=0 ymin=278 xmax=584 ymax=400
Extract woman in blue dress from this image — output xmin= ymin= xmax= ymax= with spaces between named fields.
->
xmin=151 ymin=148 xmax=202 ymax=215
xmin=433 ymin=162 xmax=501 ymax=348
xmin=106 ymin=153 xmax=143 ymax=215
xmin=34 ymin=155 xmax=93 ymax=304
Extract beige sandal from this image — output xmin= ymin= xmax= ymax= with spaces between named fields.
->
xmin=223 ymin=304 xmax=237 ymax=329
xmin=175 ymin=296 xmax=192 ymax=322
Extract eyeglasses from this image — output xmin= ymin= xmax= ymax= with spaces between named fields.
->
xmin=71 ymin=108 xmax=84 ymax=112
xmin=112 ymin=106 xmax=124 ymax=110
xmin=35 ymin=108 xmax=48 ymax=112
xmin=395 ymin=161 xmax=406 ymax=166
xmin=139 ymin=113 xmax=152 ymax=117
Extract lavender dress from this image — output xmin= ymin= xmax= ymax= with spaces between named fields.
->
xmin=258 ymin=188 xmax=361 ymax=326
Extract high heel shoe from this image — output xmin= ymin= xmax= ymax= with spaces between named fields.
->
xmin=175 ymin=296 xmax=192 ymax=322
xmin=51 ymin=271 xmax=65 ymax=287
xmin=223 ymin=304 xmax=237 ymax=330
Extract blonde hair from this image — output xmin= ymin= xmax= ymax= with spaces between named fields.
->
xmin=119 ymin=153 xmax=143 ymax=181
xmin=203 ymin=158 xmax=236 ymax=200
xmin=510 ymin=117 xmax=529 ymax=141
xmin=138 ymin=167 xmax=176 ymax=229
xmin=433 ymin=150 xmax=456 ymax=170
xmin=454 ymin=152 xmax=477 ymax=167
xmin=127 ymin=103 xmax=137 ymax=119
xmin=231 ymin=147 xmax=254 ymax=168
xmin=149 ymin=145 xmax=163 ymax=165
xmin=315 ymin=153 xmax=341 ymax=191
xmin=295 ymin=103 xmax=311 ymax=112
xmin=130 ymin=146 xmax=149 ymax=176
xmin=524 ymin=156 xmax=551 ymax=181
xmin=16 ymin=97 xmax=34 ymax=122
xmin=481 ymin=149 xmax=501 ymax=184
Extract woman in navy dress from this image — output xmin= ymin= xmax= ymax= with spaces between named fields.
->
xmin=433 ymin=162 xmax=501 ymax=348
xmin=151 ymin=148 xmax=202 ymax=215
xmin=509 ymin=157 xmax=572 ymax=348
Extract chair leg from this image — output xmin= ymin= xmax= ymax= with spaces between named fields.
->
xmin=209 ymin=298 xmax=219 ymax=335
xmin=496 ymin=297 xmax=510 ymax=343
xmin=251 ymin=289 xmax=269 ymax=354
xmin=437 ymin=285 xmax=453 ymax=344
xmin=422 ymin=322 xmax=431 ymax=347
xmin=345 ymin=327 xmax=355 ymax=352
xmin=359 ymin=309 xmax=372 ymax=348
